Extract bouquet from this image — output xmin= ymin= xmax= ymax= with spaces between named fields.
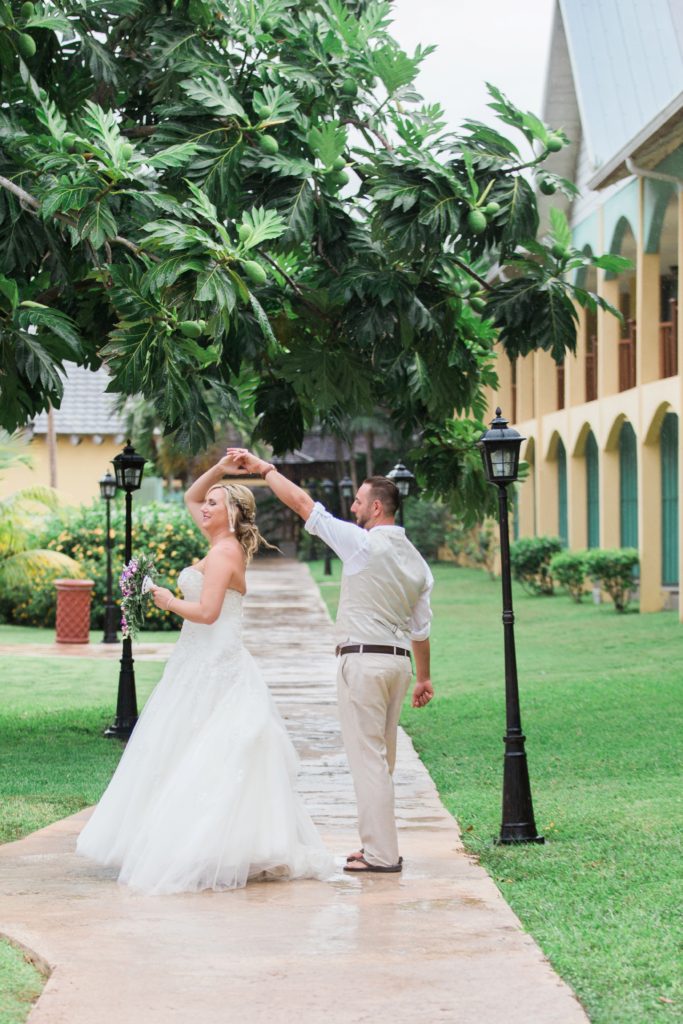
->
xmin=119 ymin=554 xmax=158 ymax=640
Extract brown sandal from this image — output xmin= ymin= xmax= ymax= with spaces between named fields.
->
xmin=343 ymin=855 xmax=403 ymax=874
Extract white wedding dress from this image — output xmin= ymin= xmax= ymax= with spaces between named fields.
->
xmin=76 ymin=566 xmax=334 ymax=894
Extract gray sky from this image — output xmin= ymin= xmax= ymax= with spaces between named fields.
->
xmin=390 ymin=0 xmax=556 ymax=133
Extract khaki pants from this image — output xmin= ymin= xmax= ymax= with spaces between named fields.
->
xmin=337 ymin=652 xmax=412 ymax=867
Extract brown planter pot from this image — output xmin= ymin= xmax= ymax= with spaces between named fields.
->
xmin=54 ymin=578 xmax=95 ymax=644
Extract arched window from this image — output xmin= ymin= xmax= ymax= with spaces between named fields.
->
xmin=661 ymin=413 xmax=679 ymax=586
xmin=585 ymin=431 xmax=599 ymax=548
xmin=557 ymin=438 xmax=568 ymax=547
xmin=619 ymin=422 xmax=638 ymax=548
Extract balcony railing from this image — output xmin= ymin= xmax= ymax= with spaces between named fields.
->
xmin=585 ymin=335 xmax=597 ymax=401
xmin=557 ymin=362 xmax=565 ymax=410
xmin=619 ymin=319 xmax=636 ymax=392
xmin=660 ymin=300 xmax=678 ymax=379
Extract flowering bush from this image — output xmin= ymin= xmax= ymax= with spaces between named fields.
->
xmin=3 ymin=501 xmax=205 ymax=630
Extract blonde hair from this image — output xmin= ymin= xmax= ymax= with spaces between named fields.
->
xmin=206 ymin=483 xmax=277 ymax=564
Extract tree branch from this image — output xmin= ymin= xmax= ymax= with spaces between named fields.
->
xmin=0 ymin=175 xmax=145 ymax=258
xmin=0 ymin=175 xmax=39 ymax=209
xmin=340 ymin=117 xmax=393 ymax=153
xmin=257 ymin=250 xmax=330 ymax=317
xmin=453 ymin=258 xmax=492 ymax=291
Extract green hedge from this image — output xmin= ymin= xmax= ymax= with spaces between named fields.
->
xmin=2 ymin=501 xmax=206 ymax=630
xmin=510 ymin=535 xmax=562 ymax=594
xmin=585 ymin=548 xmax=640 ymax=612
xmin=550 ymin=550 xmax=588 ymax=603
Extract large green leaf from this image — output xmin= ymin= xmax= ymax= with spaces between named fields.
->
xmin=308 ymin=120 xmax=347 ymax=166
xmin=76 ymin=201 xmax=118 ymax=249
xmin=180 ymin=75 xmax=247 ymax=121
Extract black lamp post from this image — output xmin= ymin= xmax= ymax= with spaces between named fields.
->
xmin=105 ymin=441 xmax=147 ymax=741
xmin=387 ymin=460 xmax=416 ymax=527
xmin=339 ymin=474 xmax=354 ymax=520
xmin=99 ymin=470 xmax=118 ymax=644
xmin=322 ymin=478 xmax=336 ymax=575
xmin=477 ymin=409 xmax=544 ymax=845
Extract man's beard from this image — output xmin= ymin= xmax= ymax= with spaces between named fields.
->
xmin=354 ymin=511 xmax=370 ymax=529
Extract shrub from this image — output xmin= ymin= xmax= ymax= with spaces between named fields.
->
xmin=584 ymin=548 xmax=640 ymax=612
xmin=5 ymin=501 xmax=206 ymax=630
xmin=550 ymin=550 xmax=588 ymax=602
xmin=509 ymin=536 xmax=562 ymax=594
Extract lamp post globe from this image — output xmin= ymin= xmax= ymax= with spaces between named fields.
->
xmin=321 ymin=478 xmax=336 ymax=575
xmin=99 ymin=470 xmax=118 ymax=644
xmin=478 ymin=409 xmax=543 ymax=845
xmin=387 ymin=460 xmax=415 ymax=527
xmin=477 ymin=407 xmax=524 ymax=486
xmin=339 ymin=474 xmax=354 ymax=519
xmin=105 ymin=441 xmax=147 ymax=741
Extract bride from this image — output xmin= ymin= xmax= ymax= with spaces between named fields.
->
xmin=76 ymin=452 xmax=334 ymax=894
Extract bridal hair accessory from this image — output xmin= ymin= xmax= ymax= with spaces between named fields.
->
xmin=119 ymin=554 xmax=158 ymax=640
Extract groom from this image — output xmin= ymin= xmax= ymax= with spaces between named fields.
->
xmin=228 ymin=449 xmax=434 ymax=874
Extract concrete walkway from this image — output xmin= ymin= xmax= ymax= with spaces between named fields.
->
xmin=0 ymin=561 xmax=589 ymax=1024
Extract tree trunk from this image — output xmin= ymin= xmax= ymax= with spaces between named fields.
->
xmin=47 ymin=405 xmax=58 ymax=488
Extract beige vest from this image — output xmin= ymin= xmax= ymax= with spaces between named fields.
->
xmin=335 ymin=528 xmax=428 ymax=646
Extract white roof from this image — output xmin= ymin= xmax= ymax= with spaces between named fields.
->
xmin=32 ymin=362 xmax=127 ymax=436
xmin=557 ymin=0 xmax=683 ymax=172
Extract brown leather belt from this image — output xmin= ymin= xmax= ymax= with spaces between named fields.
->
xmin=336 ymin=643 xmax=410 ymax=657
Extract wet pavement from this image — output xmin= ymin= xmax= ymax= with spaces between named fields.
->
xmin=0 ymin=560 xmax=589 ymax=1023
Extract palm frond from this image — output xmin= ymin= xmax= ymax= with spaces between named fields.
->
xmin=0 ymin=430 xmax=33 ymax=476
xmin=0 ymin=549 xmax=83 ymax=591
xmin=1 ymin=485 xmax=63 ymax=513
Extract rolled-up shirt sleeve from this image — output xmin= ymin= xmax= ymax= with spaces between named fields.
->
xmin=408 ymin=564 xmax=434 ymax=641
xmin=304 ymin=502 xmax=368 ymax=571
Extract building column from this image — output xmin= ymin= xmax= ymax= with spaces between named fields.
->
xmin=600 ymin=445 xmax=620 ymax=549
xmin=532 ymin=353 xmax=549 ymax=535
xmin=598 ymin=275 xmax=621 ymax=396
xmin=517 ymin=354 xmax=535 ymax=423
xmin=569 ymin=448 xmax=587 ymax=549
xmin=536 ymin=350 xmax=558 ymax=415
xmin=567 ymin=306 xmax=585 ymax=407
xmin=517 ymin=446 xmax=536 ymax=538
xmin=638 ymin=436 xmax=663 ymax=611
xmin=636 ymin=249 xmax=661 ymax=385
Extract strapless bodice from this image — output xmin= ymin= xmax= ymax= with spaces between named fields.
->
xmin=175 ymin=565 xmax=244 ymax=651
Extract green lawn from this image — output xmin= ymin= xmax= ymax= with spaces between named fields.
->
xmin=1 ymin=567 xmax=681 ymax=1023
xmin=308 ymin=560 xmax=683 ymax=1024
xmin=0 ymin=652 xmax=165 ymax=1024
xmin=0 ymin=942 xmax=44 ymax=1024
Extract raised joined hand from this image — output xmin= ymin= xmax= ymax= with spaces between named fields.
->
xmin=225 ymin=448 xmax=266 ymax=475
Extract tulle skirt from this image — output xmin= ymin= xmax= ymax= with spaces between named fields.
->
xmin=76 ymin=640 xmax=334 ymax=894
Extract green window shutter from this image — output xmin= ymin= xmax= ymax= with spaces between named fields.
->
xmin=557 ymin=439 xmax=568 ymax=547
xmin=619 ymin=422 xmax=638 ymax=548
xmin=661 ymin=412 xmax=679 ymax=586
xmin=586 ymin=431 xmax=600 ymax=549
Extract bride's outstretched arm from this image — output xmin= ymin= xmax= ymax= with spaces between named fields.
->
xmin=184 ymin=453 xmax=243 ymax=530
xmin=227 ymin=449 xmax=314 ymax=522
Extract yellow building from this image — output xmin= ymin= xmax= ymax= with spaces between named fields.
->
xmin=490 ymin=0 xmax=683 ymax=618
xmin=2 ymin=361 xmax=130 ymax=507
